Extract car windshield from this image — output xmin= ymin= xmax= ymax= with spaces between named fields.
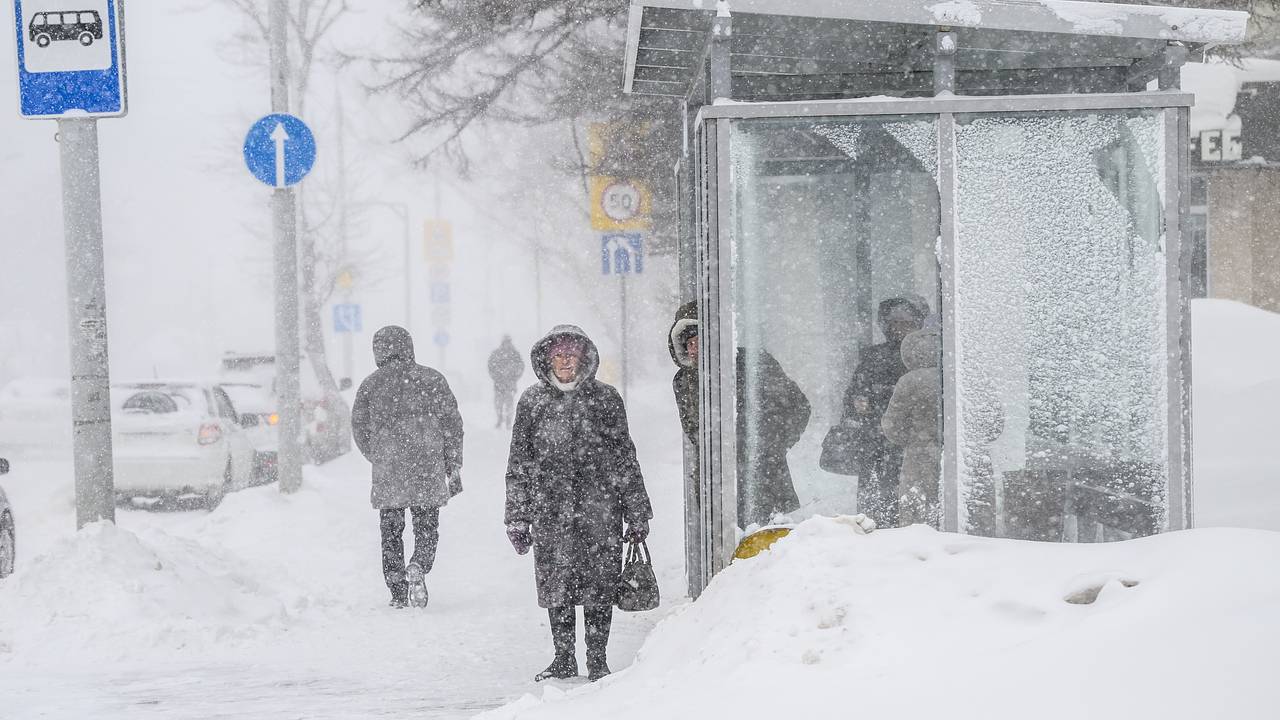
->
xmin=220 ymin=384 xmax=273 ymax=414
xmin=113 ymin=384 xmax=201 ymax=414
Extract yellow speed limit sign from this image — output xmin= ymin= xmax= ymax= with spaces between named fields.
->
xmin=590 ymin=176 xmax=651 ymax=231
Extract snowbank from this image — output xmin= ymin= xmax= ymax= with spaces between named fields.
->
xmin=483 ymin=519 xmax=1280 ymax=720
xmin=0 ymin=521 xmax=286 ymax=661
xmin=1192 ymin=299 xmax=1280 ymax=530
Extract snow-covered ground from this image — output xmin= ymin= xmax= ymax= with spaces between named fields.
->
xmin=483 ymin=520 xmax=1280 ymax=720
xmin=0 ymin=387 xmax=688 ymax=719
xmin=3 ymin=301 xmax=1279 ymax=719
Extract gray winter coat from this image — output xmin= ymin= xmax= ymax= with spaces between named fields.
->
xmin=351 ymin=326 xmax=464 ymax=510
xmin=505 ymin=325 xmax=653 ymax=608
xmin=881 ymin=329 xmax=941 ymax=526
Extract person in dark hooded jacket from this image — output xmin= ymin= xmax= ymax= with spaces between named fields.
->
xmin=488 ymin=335 xmax=525 ymax=429
xmin=504 ymin=324 xmax=653 ymax=683
xmin=840 ymin=297 xmax=926 ymax=528
xmin=668 ymin=301 xmax=811 ymax=527
xmin=351 ymin=326 xmax=464 ymax=608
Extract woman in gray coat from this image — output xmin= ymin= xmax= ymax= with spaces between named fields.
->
xmin=351 ymin=326 xmax=464 ymax=608
xmin=504 ymin=324 xmax=653 ymax=683
xmin=880 ymin=328 xmax=941 ymax=527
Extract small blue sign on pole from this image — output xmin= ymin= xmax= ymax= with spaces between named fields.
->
xmin=333 ymin=303 xmax=362 ymax=334
xmin=601 ymin=233 xmax=644 ymax=276
xmin=243 ymin=114 xmax=317 ymax=188
xmin=14 ymin=0 xmax=128 ymax=118
xmin=432 ymin=330 xmax=450 ymax=347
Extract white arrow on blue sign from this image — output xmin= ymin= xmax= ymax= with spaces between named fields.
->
xmin=243 ymin=114 xmax=317 ymax=188
xmin=13 ymin=0 xmax=128 ymax=118
xmin=601 ymin=233 xmax=644 ymax=276
xmin=333 ymin=303 xmax=362 ymax=334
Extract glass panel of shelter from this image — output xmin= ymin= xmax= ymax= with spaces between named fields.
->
xmin=705 ymin=106 xmax=1173 ymax=547
xmin=729 ymin=115 xmax=943 ymax=533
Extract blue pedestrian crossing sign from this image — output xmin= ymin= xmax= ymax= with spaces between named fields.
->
xmin=13 ymin=0 xmax=128 ymax=118
xmin=333 ymin=303 xmax=362 ymax=334
xmin=243 ymin=114 xmax=317 ymax=188
xmin=602 ymin=233 xmax=644 ymax=275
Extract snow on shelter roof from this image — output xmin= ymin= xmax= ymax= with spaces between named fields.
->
xmin=624 ymin=0 xmax=1250 ymax=98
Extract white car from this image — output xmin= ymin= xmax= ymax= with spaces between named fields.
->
xmin=219 ymin=382 xmax=279 ymax=484
xmin=1 ymin=457 xmax=14 ymax=578
xmin=0 ymin=378 xmax=72 ymax=459
xmin=112 ymin=382 xmax=258 ymax=509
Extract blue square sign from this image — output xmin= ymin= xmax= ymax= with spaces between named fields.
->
xmin=13 ymin=0 xmax=127 ymax=118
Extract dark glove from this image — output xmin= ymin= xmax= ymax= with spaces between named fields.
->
xmin=447 ymin=468 xmax=463 ymax=497
xmin=623 ymin=520 xmax=649 ymax=543
xmin=506 ymin=522 xmax=532 ymax=555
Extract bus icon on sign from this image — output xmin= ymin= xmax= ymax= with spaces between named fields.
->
xmin=29 ymin=10 xmax=103 ymax=48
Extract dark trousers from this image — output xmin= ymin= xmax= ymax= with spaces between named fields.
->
xmin=548 ymin=605 xmax=612 ymax=663
xmin=380 ymin=506 xmax=440 ymax=587
xmin=494 ymin=385 xmax=516 ymax=428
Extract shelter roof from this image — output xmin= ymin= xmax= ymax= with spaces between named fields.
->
xmin=624 ymin=0 xmax=1250 ymax=99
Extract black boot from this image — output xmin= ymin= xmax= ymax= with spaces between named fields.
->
xmin=584 ymin=605 xmax=612 ymax=681
xmin=535 ymin=606 xmax=578 ymax=681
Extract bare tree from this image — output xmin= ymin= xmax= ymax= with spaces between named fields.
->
xmin=225 ymin=0 xmax=359 ymax=461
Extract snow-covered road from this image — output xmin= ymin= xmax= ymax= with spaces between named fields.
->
xmin=0 ymin=394 xmax=688 ymax=719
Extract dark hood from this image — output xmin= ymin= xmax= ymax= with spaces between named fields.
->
xmin=531 ymin=324 xmax=600 ymax=389
xmin=372 ymin=325 xmax=415 ymax=368
xmin=668 ymin=300 xmax=698 ymax=369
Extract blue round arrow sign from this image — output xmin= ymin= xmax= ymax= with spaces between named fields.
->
xmin=243 ymin=114 xmax=317 ymax=187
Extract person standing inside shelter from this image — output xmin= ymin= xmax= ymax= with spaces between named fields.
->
xmin=839 ymin=297 xmax=926 ymax=528
xmin=668 ymin=301 xmax=811 ymax=528
xmin=488 ymin=334 xmax=525 ymax=429
xmin=351 ymin=325 xmax=464 ymax=609
xmin=504 ymin=324 xmax=653 ymax=682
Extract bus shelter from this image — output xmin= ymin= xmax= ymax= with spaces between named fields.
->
xmin=622 ymin=0 xmax=1250 ymax=596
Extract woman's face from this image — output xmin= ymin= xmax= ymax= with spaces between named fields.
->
xmin=551 ymin=352 xmax=580 ymax=383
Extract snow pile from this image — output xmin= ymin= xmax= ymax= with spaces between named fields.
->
xmin=929 ymin=0 xmax=982 ymax=26
xmin=0 ymin=522 xmax=286 ymax=661
xmin=483 ymin=519 xmax=1280 ymax=720
xmin=1192 ymin=299 xmax=1280 ymax=530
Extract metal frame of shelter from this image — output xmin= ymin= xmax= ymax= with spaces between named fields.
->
xmin=623 ymin=0 xmax=1249 ymax=597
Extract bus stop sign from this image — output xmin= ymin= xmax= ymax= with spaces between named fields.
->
xmin=13 ymin=0 xmax=128 ymax=118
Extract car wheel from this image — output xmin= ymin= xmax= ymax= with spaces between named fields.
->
xmin=0 ymin=512 xmax=15 ymax=579
xmin=79 ymin=32 xmax=94 ymax=46
xmin=206 ymin=461 xmax=232 ymax=510
xmin=35 ymin=34 xmax=51 ymax=47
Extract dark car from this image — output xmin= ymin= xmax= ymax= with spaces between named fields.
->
xmin=0 ymin=458 xmax=14 ymax=579
xmin=29 ymin=10 xmax=104 ymax=48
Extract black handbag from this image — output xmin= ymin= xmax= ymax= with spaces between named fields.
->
xmin=617 ymin=541 xmax=660 ymax=612
xmin=819 ymin=418 xmax=874 ymax=476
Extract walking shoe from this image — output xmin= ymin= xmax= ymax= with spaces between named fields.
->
xmin=534 ymin=655 xmax=578 ymax=682
xmin=406 ymin=563 xmax=429 ymax=608
xmin=389 ymin=582 xmax=409 ymax=609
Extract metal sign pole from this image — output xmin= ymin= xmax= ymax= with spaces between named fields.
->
xmin=620 ymin=273 xmax=629 ymax=403
xmin=269 ymin=0 xmax=303 ymax=494
xmin=58 ymin=117 xmax=116 ymax=528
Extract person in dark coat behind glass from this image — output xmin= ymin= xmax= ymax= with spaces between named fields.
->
xmin=841 ymin=297 xmax=926 ymax=528
xmin=668 ymin=301 xmax=811 ymax=528
xmin=504 ymin=324 xmax=653 ymax=683
xmin=350 ymin=326 xmax=464 ymax=608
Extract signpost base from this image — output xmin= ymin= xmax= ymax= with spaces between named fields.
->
xmin=58 ymin=117 xmax=116 ymax=528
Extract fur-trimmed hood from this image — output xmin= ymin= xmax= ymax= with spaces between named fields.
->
xmin=530 ymin=324 xmax=600 ymax=391
xmin=668 ymin=300 xmax=698 ymax=368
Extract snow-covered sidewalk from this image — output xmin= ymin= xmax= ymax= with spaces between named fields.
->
xmin=0 ymin=399 xmax=688 ymax=719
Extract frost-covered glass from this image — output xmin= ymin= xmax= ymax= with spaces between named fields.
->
xmin=953 ymin=110 xmax=1168 ymax=540
xmin=729 ymin=116 xmax=941 ymax=530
